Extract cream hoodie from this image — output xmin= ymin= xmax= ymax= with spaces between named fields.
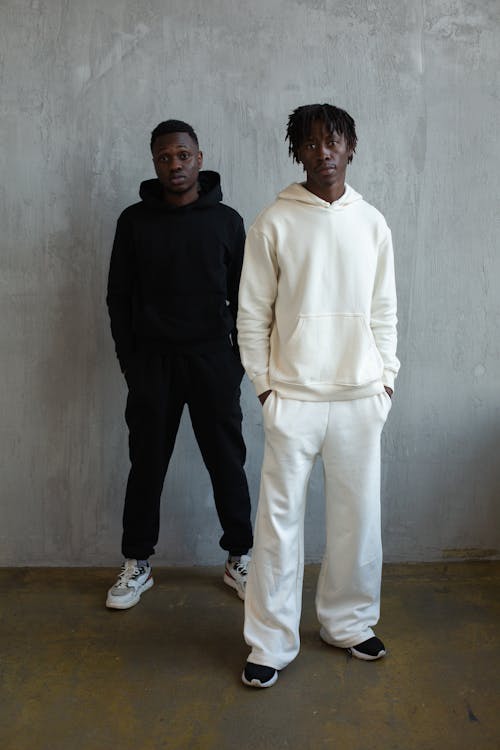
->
xmin=237 ymin=183 xmax=400 ymax=401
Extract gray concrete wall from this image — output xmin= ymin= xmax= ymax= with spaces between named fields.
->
xmin=1 ymin=0 xmax=499 ymax=566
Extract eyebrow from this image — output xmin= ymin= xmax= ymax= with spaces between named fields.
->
xmin=156 ymin=143 xmax=193 ymax=151
xmin=304 ymin=130 xmax=341 ymax=141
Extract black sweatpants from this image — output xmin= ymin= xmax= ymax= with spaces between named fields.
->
xmin=121 ymin=344 xmax=253 ymax=560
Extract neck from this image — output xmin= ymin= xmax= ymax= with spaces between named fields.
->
xmin=304 ymin=180 xmax=346 ymax=204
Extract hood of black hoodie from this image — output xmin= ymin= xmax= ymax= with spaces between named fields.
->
xmin=138 ymin=170 xmax=222 ymax=211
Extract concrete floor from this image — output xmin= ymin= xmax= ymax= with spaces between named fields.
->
xmin=0 ymin=563 xmax=499 ymax=750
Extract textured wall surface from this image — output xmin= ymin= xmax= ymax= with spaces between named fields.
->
xmin=1 ymin=0 xmax=499 ymax=565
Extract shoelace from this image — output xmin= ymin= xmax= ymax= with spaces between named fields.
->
xmin=232 ymin=560 xmax=248 ymax=576
xmin=115 ymin=562 xmax=143 ymax=588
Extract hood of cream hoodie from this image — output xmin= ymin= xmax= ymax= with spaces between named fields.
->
xmin=237 ymin=182 xmax=400 ymax=401
xmin=277 ymin=181 xmax=362 ymax=208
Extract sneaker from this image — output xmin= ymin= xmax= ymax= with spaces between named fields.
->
xmin=347 ymin=637 xmax=386 ymax=661
xmin=242 ymin=662 xmax=278 ymax=688
xmin=224 ymin=554 xmax=250 ymax=600
xmin=106 ymin=559 xmax=154 ymax=610
xmin=320 ymin=628 xmax=386 ymax=661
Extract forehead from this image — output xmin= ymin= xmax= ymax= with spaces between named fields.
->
xmin=304 ymin=119 xmax=342 ymax=140
xmin=152 ymin=132 xmax=198 ymax=154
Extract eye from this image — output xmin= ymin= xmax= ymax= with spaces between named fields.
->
xmin=179 ymin=151 xmax=190 ymax=160
xmin=157 ymin=155 xmax=169 ymax=163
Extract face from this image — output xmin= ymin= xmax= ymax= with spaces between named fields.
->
xmin=298 ymin=119 xmax=353 ymax=199
xmin=152 ymin=132 xmax=203 ymax=203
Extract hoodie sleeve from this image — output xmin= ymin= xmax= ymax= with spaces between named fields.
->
xmin=237 ymin=225 xmax=279 ymax=396
xmin=370 ymin=225 xmax=400 ymax=390
xmin=106 ymin=213 xmax=135 ymax=373
xmin=226 ymin=216 xmax=246 ymax=350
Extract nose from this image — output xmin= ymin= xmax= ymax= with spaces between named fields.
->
xmin=317 ymin=142 xmax=331 ymax=160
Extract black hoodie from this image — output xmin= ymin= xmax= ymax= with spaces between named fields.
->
xmin=106 ymin=171 xmax=245 ymax=372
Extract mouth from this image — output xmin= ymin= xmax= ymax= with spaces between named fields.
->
xmin=169 ymin=174 xmax=186 ymax=184
xmin=316 ymin=164 xmax=336 ymax=174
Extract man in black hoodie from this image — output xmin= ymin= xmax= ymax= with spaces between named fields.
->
xmin=106 ymin=120 xmax=253 ymax=609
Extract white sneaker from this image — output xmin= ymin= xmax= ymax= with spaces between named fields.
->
xmin=223 ymin=554 xmax=250 ymax=600
xmin=106 ymin=559 xmax=154 ymax=610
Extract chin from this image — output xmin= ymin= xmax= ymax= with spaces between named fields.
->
xmin=166 ymin=184 xmax=190 ymax=194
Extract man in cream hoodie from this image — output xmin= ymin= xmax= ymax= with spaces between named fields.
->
xmin=237 ymin=103 xmax=400 ymax=688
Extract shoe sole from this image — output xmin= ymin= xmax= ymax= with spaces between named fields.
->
xmin=241 ymin=670 xmax=278 ymax=688
xmin=106 ymin=576 xmax=154 ymax=610
xmin=319 ymin=627 xmax=386 ymax=661
xmin=223 ymin=572 xmax=245 ymax=600
xmin=347 ymin=646 xmax=386 ymax=661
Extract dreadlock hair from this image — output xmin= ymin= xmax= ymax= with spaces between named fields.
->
xmin=150 ymin=120 xmax=199 ymax=151
xmin=286 ymin=104 xmax=357 ymax=164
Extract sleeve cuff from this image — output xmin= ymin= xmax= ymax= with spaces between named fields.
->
xmin=252 ymin=373 xmax=271 ymax=397
xmin=383 ymin=369 xmax=396 ymax=391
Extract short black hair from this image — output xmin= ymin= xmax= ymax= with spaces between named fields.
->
xmin=150 ymin=120 xmax=199 ymax=150
xmin=286 ymin=104 xmax=357 ymax=163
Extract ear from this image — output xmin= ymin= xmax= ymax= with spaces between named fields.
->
xmin=197 ymin=151 xmax=203 ymax=168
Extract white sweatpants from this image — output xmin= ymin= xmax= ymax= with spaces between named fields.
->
xmin=244 ymin=392 xmax=391 ymax=670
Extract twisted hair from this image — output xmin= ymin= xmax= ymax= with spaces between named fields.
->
xmin=286 ymin=104 xmax=357 ymax=163
xmin=150 ymin=120 xmax=199 ymax=150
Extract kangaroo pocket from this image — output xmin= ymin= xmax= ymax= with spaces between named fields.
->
xmin=271 ymin=313 xmax=384 ymax=387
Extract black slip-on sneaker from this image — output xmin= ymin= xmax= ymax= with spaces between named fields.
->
xmin=242 ymin=662 xmax=278 ymax=688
